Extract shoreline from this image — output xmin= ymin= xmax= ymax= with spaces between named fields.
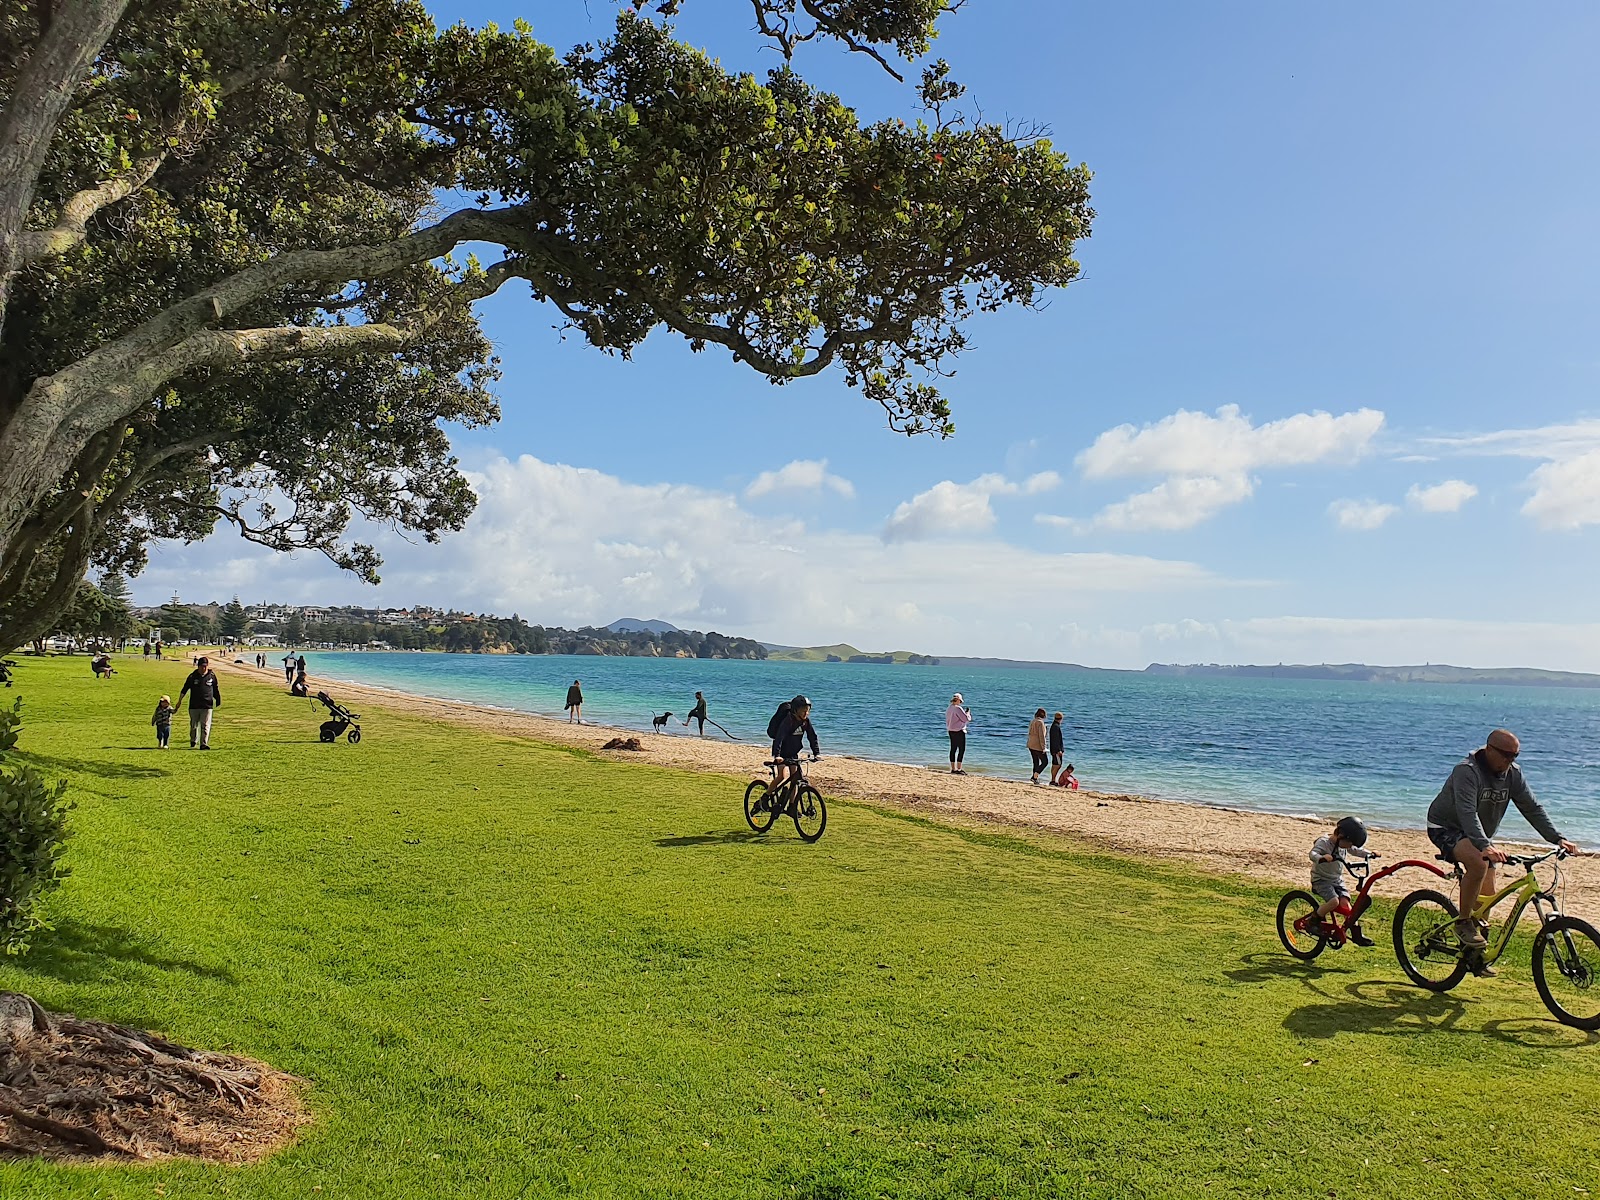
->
xmin=217 ymin=657 xmax=1600 ymax=920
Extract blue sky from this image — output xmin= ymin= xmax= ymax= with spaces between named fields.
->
xmin=140 ymin=1 xmax=1600 ymax=669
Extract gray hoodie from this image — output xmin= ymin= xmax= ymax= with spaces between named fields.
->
xmin=1425 ymin=749 xmax=1563 ymax=850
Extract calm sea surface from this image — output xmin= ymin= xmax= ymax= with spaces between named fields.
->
xmin=309 ymin=652 xmax=1600 ymax=843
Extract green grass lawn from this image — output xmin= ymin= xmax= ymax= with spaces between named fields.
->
xmin=1 ymin=655 xmax=1595 ymax=1199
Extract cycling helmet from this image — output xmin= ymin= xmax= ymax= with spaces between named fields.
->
xmin=1334 ymin=816 xmax=1368 ymax=847
xmin=791 ymin=694 xmax=811 ymax=708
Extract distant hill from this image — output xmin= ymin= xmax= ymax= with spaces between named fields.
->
xmin=764 ymin=643 xmax=939 ymax=665
xmin=606 ymin=618 xmax=680 ymax=635
xmin=1143 ymin=662 xmax=1600 ymax=688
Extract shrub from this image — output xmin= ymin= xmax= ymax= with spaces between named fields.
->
xmin=0 ymin=699 xmax=73 ymax=954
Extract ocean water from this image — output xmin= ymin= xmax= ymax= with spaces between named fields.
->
xmin=309 ymin=652 xmax=1600 ymax=844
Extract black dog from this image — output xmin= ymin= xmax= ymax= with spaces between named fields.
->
xmin=651 ymin=711 xmax=673 ymax=732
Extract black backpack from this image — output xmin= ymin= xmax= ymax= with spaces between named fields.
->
xmin=765 ymin=702 xmax=792 ymax=740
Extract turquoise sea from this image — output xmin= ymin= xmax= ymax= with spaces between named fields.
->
xmin=308 ymin=652 xmax=1600 ymax=844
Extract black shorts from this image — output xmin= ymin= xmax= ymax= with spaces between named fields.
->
xmin=1427 ymin=825 xmax=1476 ymax=861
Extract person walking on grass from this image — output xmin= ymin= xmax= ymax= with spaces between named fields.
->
xmin=151 ymin=694 xmax=174 ymax=749
xmin=565 ymin=680 xmax=584 ymax=724
xmin=177 ymin=655 xmax=221 ymax=749
xmin=945 ymin=693 xmax=971 ymax=774
xmin=1048 ymin=711 xmax=1066 ymax=784
xmin=1425 ymin=727 xmax=1580 ymax=975
xmin=1027 ymin=708 xmax=1049 ymax=785
xmin=684 ymin=691 xmax=708 ymax=736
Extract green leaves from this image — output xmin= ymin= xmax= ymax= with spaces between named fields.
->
xmin=0 ymin=703 xmax=72 ymax=956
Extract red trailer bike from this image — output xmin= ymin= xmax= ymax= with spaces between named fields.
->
xmin=1276 ymin=853 xmax=1451 ymax=960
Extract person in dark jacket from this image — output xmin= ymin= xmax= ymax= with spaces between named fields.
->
xmin=772 ymin=695 xmax=820 ymax=791
xmin=565 ymin=680 xmax=584 ymax=724
xmin=1048 ymin=711 xmax=1066 ymax=784
xmin=177 ymin=655 xmax=221 ymax=749
xmin=1425 ymin=728 xmax=1579 ymax=963
xmin=684 ymin=691 xmax=708 ymax=736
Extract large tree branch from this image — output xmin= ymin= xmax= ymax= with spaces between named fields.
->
xmin=0 ymin=0 xmax=132 ymax=324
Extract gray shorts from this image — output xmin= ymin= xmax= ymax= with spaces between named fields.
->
xmin=1311 ymin=877 xmax=1349 ymax=902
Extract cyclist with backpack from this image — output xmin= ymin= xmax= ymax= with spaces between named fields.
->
xmin=767 ymin=694 xmax=820 ymax=792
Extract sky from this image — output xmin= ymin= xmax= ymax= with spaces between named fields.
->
xmin=136 ymin=1 xmax=1600 ymax=670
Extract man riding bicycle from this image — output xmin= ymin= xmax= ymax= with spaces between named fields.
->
xmin=769 ymin=694 xmax=820 ymax=796
xmin=1426 ymin=727 xmax=1579 ymax=971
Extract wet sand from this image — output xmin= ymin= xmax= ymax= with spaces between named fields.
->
xmin=221 ymin=659 xmax=1600 ymax=920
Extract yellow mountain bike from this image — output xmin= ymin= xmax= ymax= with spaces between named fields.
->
xmin=1392 ymin=847 xmax=1600 ymax=1029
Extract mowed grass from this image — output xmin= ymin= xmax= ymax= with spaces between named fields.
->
xmin=0 ymin=656 xmax=1595 ymax=1200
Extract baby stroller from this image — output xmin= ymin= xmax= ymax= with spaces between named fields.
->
xmin=314 ymin=690 xmax=362 ymax=744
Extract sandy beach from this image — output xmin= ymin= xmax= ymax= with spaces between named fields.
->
xmin=223 ymin=658 xmax=1600 ymax=921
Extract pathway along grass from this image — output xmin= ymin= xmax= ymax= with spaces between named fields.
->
xmin=1 ymin=655 xmax=1595 ymax=1198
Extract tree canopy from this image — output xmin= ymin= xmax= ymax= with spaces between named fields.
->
xmin=0 ymin=0 xmax=1093 ymax=648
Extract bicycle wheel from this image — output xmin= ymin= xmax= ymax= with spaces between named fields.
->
xmin=744 ymin=779 xmax=777 ymax=833
xmin=792 ymin=785 xmax=827 ymax=843
xmin=1532 ymin=915 xmax=1600 ymax=1031
xmin=1392 ymin=889 xmax=1469 ymax=992
xmin=1275 ymin=890 xmax=1327 ymax=961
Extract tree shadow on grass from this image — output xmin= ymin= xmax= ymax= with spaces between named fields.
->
xmin=1224 ymin=951 xmax=1351 ymax=985
xmin=655 ymin=830 xmax=774 ymax=848
xmin=22 ymin=918 xmax=235 ymax=985
xmin=18 ymin=751 xmax=167 ymax=780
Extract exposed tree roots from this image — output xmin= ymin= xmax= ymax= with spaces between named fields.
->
xmin=0 ymin=992 xmax=308 ymax=1163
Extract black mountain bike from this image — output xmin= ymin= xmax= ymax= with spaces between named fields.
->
xmin=743 ymin=756 xmax=827 ymax=843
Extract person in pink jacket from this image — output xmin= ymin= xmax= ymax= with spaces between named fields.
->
xmin=944 ymin=693 xmax=971 ymax=774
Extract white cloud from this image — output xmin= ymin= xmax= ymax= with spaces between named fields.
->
xmin=882 ymin=470 xmax=1060 ymax=542
xmin=138 ymin=454 xmax=1230 ymax=660
xmin=1406 ymin=480 xmax=1477 ymax=513
xmin=1077 ymin=404 xmax=1386 ymax=480
xmin=1422 ymin=418 xmax=1600 ymax=462
xmin=744 ymin=458 xmax=855 ymax=500
xmin=1056 ymin=404 xmax=1385 ymax=533
xmin=1522 ymin=449 xmax=1600 ymax=531
xmin=1328 ymin=498 xmax=1398 ymax=531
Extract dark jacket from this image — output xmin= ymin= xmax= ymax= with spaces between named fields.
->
xmin=179 ymin=669 xmax=221 ymax=710
xmin=1049 ymin=719 xmax=1064 ymax=756
xmin=1426 ymin=749 xmax=1562 ymax=850
xmin=688 ymin=697 xmax=708 ymax=721
xmin=565 ymin=685 xmax=583 ymax=708
xmin=774 ymin=714 xmax=819 ymax=761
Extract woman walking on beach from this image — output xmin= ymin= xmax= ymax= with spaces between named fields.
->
xmin=1049 ymin=711 xmax=1065 ymax=784
xmin=565 ymin=680 xmax=584 ymax=724
xmin=1027 ymin=708 xmax=1049 ymax=785
xmin=945 ymin=693 xmax=971 ymax=773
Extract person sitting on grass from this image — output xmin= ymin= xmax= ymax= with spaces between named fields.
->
xmin=1307 ymin=816 xmax=1376 ymax=946
xmin=1425 ymin=728 xmax=1579 ymax=974
xmin=91 ymin=651 xmax=115 ymax=679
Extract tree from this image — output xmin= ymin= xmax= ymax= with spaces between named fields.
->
xmin=282 ymin=611 xmax=305 ymax=647
xmin=219 ymin=596 xmax=249 ymax=641
xmin=95 ymin=571 xmax=137 ymax=645
xmin=0 ymin=1 xmax=1093 ymax=648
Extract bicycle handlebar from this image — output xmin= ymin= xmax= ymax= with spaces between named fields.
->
xmin=1498 ymin=847 xmax=1568 ymax=868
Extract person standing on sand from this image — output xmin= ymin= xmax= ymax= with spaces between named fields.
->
xmin=177 ymin=655 xmax=221 ymax=749
xmin=1048 ymin=712 xmax=1065 ymax=784
xmin=565 ymin=680 xmax=584 ymax=724
xmin=1027 ymin=708 xmax=1048 ymax=785
xmin=283 ymin=652 xmax=295 ymax=683
xmin=945 ymin=693 xmax=971 ymax=774
xmin=684 ymin=691 xmax=708 ymax=736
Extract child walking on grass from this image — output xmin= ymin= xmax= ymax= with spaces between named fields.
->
xmin=1308 ymin=816 xmax=1375 ymax=945
xmin=151 ymin=694 xmax=173 ymax=749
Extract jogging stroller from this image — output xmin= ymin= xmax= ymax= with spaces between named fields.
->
xmin=314 ymin=690 xmax=362 ymax=743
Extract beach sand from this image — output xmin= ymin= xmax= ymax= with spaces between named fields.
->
xmin=222 ymin=659 xmax=1600 ymax=921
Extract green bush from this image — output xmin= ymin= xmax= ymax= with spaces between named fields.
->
xmin=0 ymin=699 xmax=72 ymax=954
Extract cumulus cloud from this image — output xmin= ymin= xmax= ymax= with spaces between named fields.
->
xmin=1054 ymin=404 xmax=1385 ymax=533
xmin=1328 ymin=498 xmax=1398 ymax=531
xmin=1522 ymin=449 xmax=1600 ymax=531
xmin=1422 ymin=419 xmax=1600 ymax=530
xmin=138 ymin=454 xmax=1227 ymax=659
xmin=1406 ymin=480 xmax=1477 ymax=513
xmin=744 ymin=458 xmax=855 ymax=500
xmin=881 ymin=471 xmax=1061 ymax=542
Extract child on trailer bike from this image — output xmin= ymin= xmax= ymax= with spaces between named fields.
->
xmin=762 ymin=694 xmax=820 ymax=807
xmin=1302 ymin=816 xmax=1377 ymax=947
